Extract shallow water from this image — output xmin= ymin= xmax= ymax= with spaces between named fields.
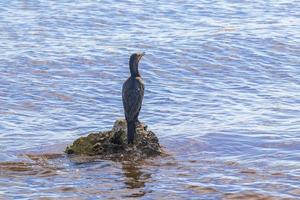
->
xmin=0 ymin=0 xmax=300 ymax=199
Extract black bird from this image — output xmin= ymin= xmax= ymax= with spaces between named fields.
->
xmin=122 ymin=52 xmax=145 ymax=144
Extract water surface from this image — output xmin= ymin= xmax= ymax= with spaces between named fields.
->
xmin=0 ymin=0 xmax=300 ymax=199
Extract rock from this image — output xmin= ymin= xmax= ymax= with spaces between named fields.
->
xmin=65 ymin=119 xmax=163 ymax=160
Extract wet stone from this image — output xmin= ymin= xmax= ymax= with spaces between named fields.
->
xmin=65 ymin=119 xmax=163 ymax=160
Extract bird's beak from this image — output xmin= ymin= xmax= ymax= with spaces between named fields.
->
xmin=138 ymin=52 xmax=145 ymax=61
xmin=140 ymin=52 xmax=145 ymax=58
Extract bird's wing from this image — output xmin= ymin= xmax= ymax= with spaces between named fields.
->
xmin=122 ymin=77 xmax=144 ymax=121
xmin=136 ymin=77 xmax=144 ymax=113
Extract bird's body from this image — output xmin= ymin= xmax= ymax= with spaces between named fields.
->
xmin=122 ymin=76 xmax=144 ymax=122
xmin=122 ymin=53 xmax=145 ymax=144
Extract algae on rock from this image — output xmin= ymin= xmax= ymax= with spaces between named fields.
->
xmin=65 ymin=119 xmax=162 ymax=160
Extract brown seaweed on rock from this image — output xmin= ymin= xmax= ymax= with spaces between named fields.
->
xmin=65 ymin=119 xmax=163 ymax=160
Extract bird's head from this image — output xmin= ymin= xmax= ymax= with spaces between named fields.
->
xmin=129 ymin=52 xmax=145 ymax=76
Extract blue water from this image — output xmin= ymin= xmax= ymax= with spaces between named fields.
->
xmin=0 ymin=0 xmax=300 ymax=199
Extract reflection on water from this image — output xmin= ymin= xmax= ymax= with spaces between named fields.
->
xmin=0 ymin=0 xmax=300 ymax=199
xmin=122 ymin=161 xmax=151 ymax=198
xmin=122 ymin=162 xmax=148 ymax=189
xmin=0 ymin=147 xmax=299 ymax=199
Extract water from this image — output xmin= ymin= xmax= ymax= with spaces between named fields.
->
xmin=0 ymin=0 xmax=299 ymax=199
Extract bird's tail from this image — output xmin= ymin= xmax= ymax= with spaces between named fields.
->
xmin=127 ymin=121 xmax=136 ymax=144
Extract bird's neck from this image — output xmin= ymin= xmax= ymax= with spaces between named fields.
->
xmin=131 ymin=72 xmax=141 ymax=77
xmin=130 ymin=63 xmax=141 ymax=77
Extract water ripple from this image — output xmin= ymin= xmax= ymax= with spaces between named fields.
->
xmin=0 ymin=0 xmax=299 ymax=199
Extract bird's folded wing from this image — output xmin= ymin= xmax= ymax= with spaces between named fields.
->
xmin=122 ymin=79 xmax=144 ymax=121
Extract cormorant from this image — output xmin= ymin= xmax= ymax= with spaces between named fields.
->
xmin=122 ymin=52 xmax=145 ymax=144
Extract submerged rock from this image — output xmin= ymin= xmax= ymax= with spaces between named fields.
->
xmin=65 ymin=119 xmax=163 ymax=160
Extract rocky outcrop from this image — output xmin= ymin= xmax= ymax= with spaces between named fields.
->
xmin=65 ymin=119 xmax=163 ymax=160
